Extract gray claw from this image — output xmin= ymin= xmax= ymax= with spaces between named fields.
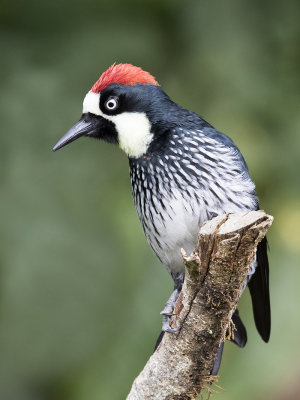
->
xmin=162 ymin=314 xmax=179 ymax=333
xmin=160 ymin=279 xmax=184 ymax=334
xmin=164 ymin=326 xmax=180 ymax=333
xmin=160 ymin=310 xmax=176 ymax=316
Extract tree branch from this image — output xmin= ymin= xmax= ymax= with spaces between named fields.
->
xmin=127 ymin=211 xmax=273 ymax=400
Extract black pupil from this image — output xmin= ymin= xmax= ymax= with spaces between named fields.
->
xmin=108 ymin=100 xmax=115 ymax=109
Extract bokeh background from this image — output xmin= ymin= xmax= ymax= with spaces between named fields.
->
xmin=1 ymin=0 xmax=300 ymax=399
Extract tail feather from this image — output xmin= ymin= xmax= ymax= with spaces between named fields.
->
xmin=154 ymin=330 xmax=164 ymax=351
xmin=231 ymin=309 xmax=247 ymax=348
xmin=248 ymin=236 xmax=271 ymax=342
xmin=211 ymin=341 xmax=224 ymax=376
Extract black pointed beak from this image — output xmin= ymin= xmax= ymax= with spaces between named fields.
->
xmin=53 ymin=113 xmax=103 ymax=152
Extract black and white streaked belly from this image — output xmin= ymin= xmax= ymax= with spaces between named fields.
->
xmin=131 ymin=176 xmax=207 ymax=273
xmin=129 ymin=128 xmax=258 ymax=274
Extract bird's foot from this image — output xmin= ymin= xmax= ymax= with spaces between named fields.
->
xmin=160 ymin=287 xmax=180 ymax=333
xmin=160 ymin=305 xmax=176 ymax=317
xmin=161 ymin=314 xmax=179 ymax=333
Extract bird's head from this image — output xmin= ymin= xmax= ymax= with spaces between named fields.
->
xmin=53 ymin=63 xmax=173 ymax=158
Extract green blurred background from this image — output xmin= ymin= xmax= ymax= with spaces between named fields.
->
xmin=1 ymin=0 xmax=299 ymax=399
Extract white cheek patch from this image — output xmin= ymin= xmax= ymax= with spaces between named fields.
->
xmin=82 ymin=91 xmax=153 ymax=158
xmin=108 ymin=112 xmax=153 ymax=158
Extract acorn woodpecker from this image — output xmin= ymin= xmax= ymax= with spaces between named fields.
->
xmin=53 ymin=63 xmax=270 ymax=374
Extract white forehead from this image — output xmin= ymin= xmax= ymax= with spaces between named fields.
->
xmin=83 ymin=91 xmax=101 ymax=115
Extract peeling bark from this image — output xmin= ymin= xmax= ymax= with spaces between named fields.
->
xmin=127 ymin=211 xmax=273 ymax=400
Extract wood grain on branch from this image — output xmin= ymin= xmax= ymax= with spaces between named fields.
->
xmin=127 ymin=211 xmax=273 ymax=400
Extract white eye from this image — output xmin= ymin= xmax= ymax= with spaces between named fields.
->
xmin=105 ymin=96 xmax=119 ymax=111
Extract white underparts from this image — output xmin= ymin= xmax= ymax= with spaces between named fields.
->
xmin=82 ymin=91 xmax=153 ymax=158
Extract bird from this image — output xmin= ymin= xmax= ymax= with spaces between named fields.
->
xmin=53 ymin=63 xmax=270 ymax=375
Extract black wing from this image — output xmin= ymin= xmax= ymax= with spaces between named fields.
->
xmin=248 ymin=236 xmax=271 ymax=342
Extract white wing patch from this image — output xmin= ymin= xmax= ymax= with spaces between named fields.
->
xmin=82 ymin=91 xmax=153 ymax=158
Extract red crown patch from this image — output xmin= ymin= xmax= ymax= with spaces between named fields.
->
xmin=91 ymin=63 xmax=159 ymax=93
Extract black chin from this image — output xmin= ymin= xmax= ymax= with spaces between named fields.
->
xmin=81 ymin=113 xmax=119 ymax=144
xmin=87 ymin=119 xmax=118 ymax=144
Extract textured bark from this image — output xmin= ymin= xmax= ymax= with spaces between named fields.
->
xmin=127 ymin=211 xmax=273 ymax=400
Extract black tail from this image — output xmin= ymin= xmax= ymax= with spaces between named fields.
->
xmin=211 ymin=341 xmax=224 ymax=376
xmin=231 ymin=308 xmax=247 ymax=348
xmin=154 ymin=330 xmax=165 ymax=351
xmin=248 ymin=236 xmax=271 ymax=342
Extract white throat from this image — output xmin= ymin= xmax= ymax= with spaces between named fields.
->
xmin=83 ymin=91 xmax=153 ymax=158
xmin=111 ymin=112 xmax=153 ymax=158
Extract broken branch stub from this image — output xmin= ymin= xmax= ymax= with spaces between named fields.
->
xmin=127 ymin=211 xmax=273 ymax=400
